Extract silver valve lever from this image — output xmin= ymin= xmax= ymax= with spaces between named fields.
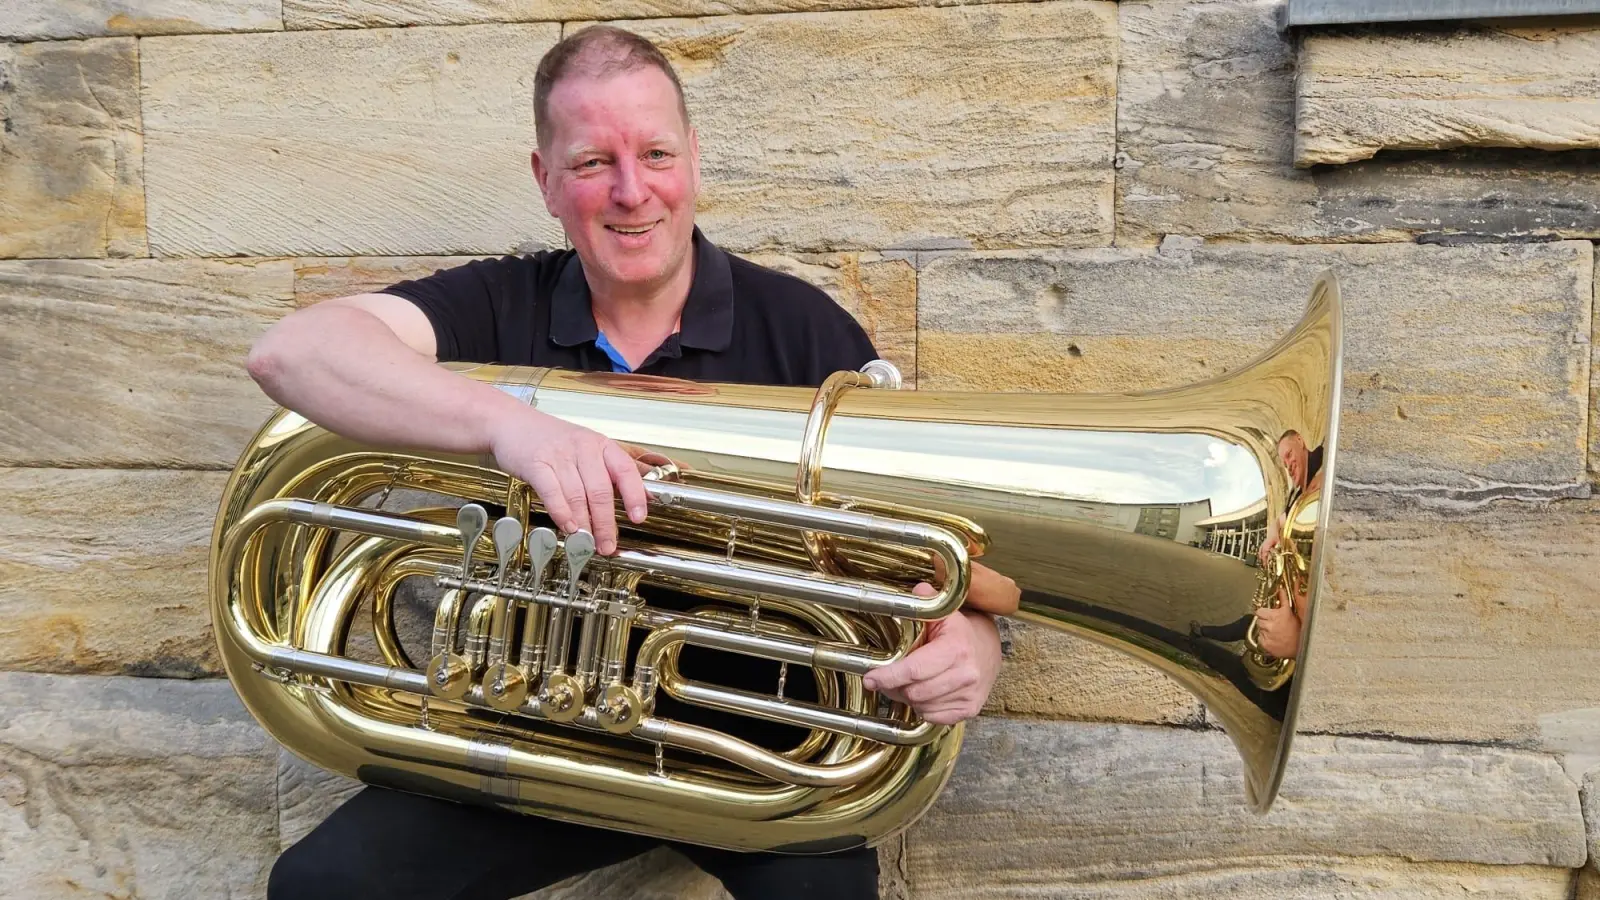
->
xmin=455 ymin=504 xmax=489 ymax=579
xmin=491 ymin=517 xmax=523 ymax=588
xmin=563 ymin=531 xmax=596 ymax=598
xmin=539 ymin=529 xmax=596 ymax=724
xmin=480 ymin=516 xmax=527 ymax=711
xmin=525 ymin=527 xmax=558 ymax=589
xmin=430 ymin=503 xmax=489 ymax=702
xmin=516 ymin=526 xmax=560 ymax=677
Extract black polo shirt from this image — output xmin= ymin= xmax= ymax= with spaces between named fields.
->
xmin=382 ymin=227 xmax=878 ymax=386
xmin=380 ymin=227 xmax=878 ymax=752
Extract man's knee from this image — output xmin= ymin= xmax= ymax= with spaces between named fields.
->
xmin=267 ymin=837 xmax=352 ymax=900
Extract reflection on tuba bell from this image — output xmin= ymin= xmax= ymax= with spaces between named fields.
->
xmin=1243 ymin=485 xmax=1320 ymax=693
xmin=209 ymin=273 xmax=1343 ymax=853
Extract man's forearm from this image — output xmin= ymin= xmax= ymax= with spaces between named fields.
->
xmin=246 ymin=304 xmax=527 ymax=456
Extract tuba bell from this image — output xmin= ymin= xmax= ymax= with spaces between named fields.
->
xmin=209 ymin=272 xmax=1343 ymax=854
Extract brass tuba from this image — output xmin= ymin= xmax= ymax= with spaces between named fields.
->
xmin=209 ymin=273 xmax=1343 ymax=854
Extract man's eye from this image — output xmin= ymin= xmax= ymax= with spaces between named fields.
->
xmin=579 ymin=159 xmax=603 ymax=169
xmin=646 ymin=150 xmax=668 ymax=161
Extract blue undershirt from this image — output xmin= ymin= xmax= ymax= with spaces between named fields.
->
xmin=594 ymin=331 xmax=634 ymax=373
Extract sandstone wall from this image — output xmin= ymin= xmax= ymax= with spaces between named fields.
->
xmin=3 ymin=2 xmax=1599 ymax=897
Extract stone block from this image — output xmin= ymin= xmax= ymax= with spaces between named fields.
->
xmin=0 ymin=1 xmax=282 ymax=41
xmin=614 ymin=4 xmax=1117 ymax=252
xmin=743 ymin=251 xmax=917 ymax=379
xmin=903 ymin=718 xmax=1585 ymax=894
xmin=0 ymin=672 xmax=278 ymax=899
xmin=910 ymin=859 xmax=1573 ymax=899
xmin=294 ymin=255 xmax=481 ymax=307
xmin=1593 ymin=252 xmax=1600 ymax=479
xmin=918 ymin=242 xmax=1599 ymax=743
xmin=1117 ymin=0 xmax=1600 ymax=243
xmin=276 ymin=749 xmax=363 ymax=851
xmin=1296 ymin=23 xmax=1600 ymax=167
xmin=917 ymin=241 xmax=1593 ymax=501
xmin=0 ymin=258 xmax=294 ymax=467
xmin=284 ymin=1 xmax=1031 ymax=29
xmin=141 ymin=25 xmax=563 ymax=257
xmin=1583 ymin=868 xmax=1600 ymax=900
xmin=525 ymin=850 xmax=730 ymax=900
xmin=1536 ymin=707 xmax=1600 ymax=781
xmin=0 ymin=38 xmax=145 ymax=258
xmin=1586 ymin=768 xmax=1600 ymax=877
xmin=983 ymin=621 xmax=1204 ymax=726
xmin=0 ymin=468 xmax=228 ymax=677
xmin=1303 ymin=497 xmax=1600 ymax=745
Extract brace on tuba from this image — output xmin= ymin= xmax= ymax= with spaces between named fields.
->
xmin=209 ymin=273 xmax=1344 ymax=854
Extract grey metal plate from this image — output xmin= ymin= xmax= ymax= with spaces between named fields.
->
xmin=1282 ymin=0 xmax=1600 ymax=28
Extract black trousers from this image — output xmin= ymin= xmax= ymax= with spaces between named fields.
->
xmin=269 ymin=786 xmax=879 ymax=900
xmin=1193 ymin=614 xmax=1254 ymax=643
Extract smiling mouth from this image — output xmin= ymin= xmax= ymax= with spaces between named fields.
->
xmin=607 ymin=223 xmax=657 ymax=235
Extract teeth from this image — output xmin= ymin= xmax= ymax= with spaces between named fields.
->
xmin=610 ymin=225 xmax=653 ymax=234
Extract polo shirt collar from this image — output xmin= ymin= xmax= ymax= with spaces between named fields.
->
xmin=549 ymin=225 xmax=734 ymax=353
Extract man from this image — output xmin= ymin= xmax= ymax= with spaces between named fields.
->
xmin=1251 ymin=429 xmax=1323 ymax=658
xmin=249 ymin=25 xmax=1016 ymax=900
xmin=1191 ymin=428 xmax=1323 ymax=661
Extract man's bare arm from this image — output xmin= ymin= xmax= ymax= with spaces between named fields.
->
xmin=248 ymin=293 xmax=496 ymax=453
xmin=245 ymin=294 xmax=646 ymax=553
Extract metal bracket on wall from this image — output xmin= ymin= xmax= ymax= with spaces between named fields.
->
xmin=1281 ymin=0 xmax=1600 ymax=29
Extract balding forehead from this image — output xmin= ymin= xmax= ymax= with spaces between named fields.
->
xmin=541 ymin=69 xmax=691 ymax=145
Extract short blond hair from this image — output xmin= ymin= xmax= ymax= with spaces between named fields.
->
xmin=534 ymin=25 xmax=690 ymax=149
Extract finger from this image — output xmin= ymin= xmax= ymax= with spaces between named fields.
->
xmin=555 ymin=464 xmax=592 ymax=537
xmin=527 ymin=463 xmax=578 ymax=534
xmin=614 ymin=442 xmax=651 ymax=477
xmin=576 ymin=451 xmax=618 ymax=554
xmin=900 ymin=665 xmax=976 ymax=707
xmin=916 ymin=702 xmax=978 ymax=726
xmin=863 ymin=640 xmax=955 ymax=693
xmin=875 ymin=685 xmax=909 ymax=706
xmin=604 ymin=442 xmax=649 ymax=525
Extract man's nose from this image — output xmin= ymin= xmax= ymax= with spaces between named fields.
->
xmin=611 ymin=157 xmax=650 ymax=208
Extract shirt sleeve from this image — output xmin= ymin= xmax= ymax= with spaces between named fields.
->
xmin=380 ymin=258 xmax=502 ymax=364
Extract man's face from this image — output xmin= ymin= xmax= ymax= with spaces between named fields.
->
xmin=1278 ymin=433 xmax=1308 ymax=489
xmin=532 ymin=66 xmax=700 ymax=296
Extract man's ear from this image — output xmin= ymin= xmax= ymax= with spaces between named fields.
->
xmin=688 ymin=126 xmax=701 ymax=197
xmin=531 ymin=148 xmax=558 ymax=216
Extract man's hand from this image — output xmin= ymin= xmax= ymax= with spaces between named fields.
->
xmin=486 ymin=409 xmax=648 ymax=556
xmin=1253 ymin=601 xmax=1300 ymax=660
xmin=864 ymin=609 xmax=1001 ymax=725
xmin=1257 ymin=532 xmax=1280 ymax=567
xmin=862 ymin=566 xmax=1014 ymax=725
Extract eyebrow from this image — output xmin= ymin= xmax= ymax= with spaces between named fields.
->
xmin=562 ymin=135 xmax=683 ymax=165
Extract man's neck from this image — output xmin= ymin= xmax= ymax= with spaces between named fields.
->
xmin=588 ymin=253 xmax=696 ymax=367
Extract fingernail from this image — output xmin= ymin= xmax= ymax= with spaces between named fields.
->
xmin=629 ymin=505 xmax=646 ymax=522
